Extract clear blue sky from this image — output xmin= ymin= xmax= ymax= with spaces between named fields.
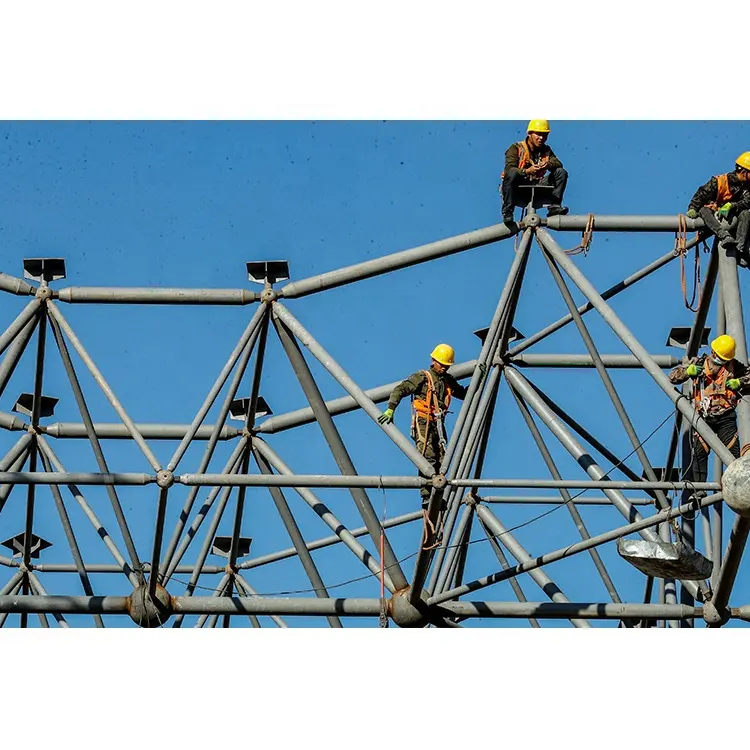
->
xmin=2 ymin=120 xmax=750 ymax=628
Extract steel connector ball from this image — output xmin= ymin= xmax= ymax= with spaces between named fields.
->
xmin=389 ymin=588 xmax=429 ymax=628
xmin=721 ymin=455 xmax=750 ymax=518
xmin=127 ymin=583 xmax=173 ymax=628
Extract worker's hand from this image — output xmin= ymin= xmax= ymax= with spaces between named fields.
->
xmin=525 ymin=163 xmax=542 ymax=176
xmin=377 ymin=408 xmax=394 ymax=425
xmin=686 ymin=363 xmax=701 ymax=377
xmin=478 ymin=362 xmax=487 ymax=377
xmin=686 ymin=209 xmax=698 ymax=220
xmin=718 ymin=203 xmax=732 ymax=218
xmin=727 ymin=378 xmax=741 ymax=391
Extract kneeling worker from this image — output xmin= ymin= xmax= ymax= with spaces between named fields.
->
xmin=378 ymin=344 xmax=471 ymax=508
xmin=668 ymin=334 xmax=750 ymax=490
xmin=686 ymin=152 xmax=750 ymax=263
xmin=501 ymin=119 xmax=569 ymax=225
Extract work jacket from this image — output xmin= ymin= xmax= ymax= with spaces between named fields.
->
xmin=669 ymin=355 xmax=750 ymax=418
xmin=688 ymin=173 xmax=750 ymax=214
xmin=387 ymin=366 xmax=467 ymax=420
xmin=503 ymin=139 xmax=563 ymax=182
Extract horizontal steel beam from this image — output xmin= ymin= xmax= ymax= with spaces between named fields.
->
xmin=510 ymin=354 xmax=677 ymax=369
xmin=178 ymin=473 xmax=426 ymax=488
xmin=481 ymin=495 xmax=653 ymax=506
xmin=436 ymin=601 xmax=703 ymax=620
xmin=453 ymin=479 xmax=719 ymax=491
xmin=0 ymin=472 xmax=153 ymax=485
xmin=40 ymin=423 xmax=242 ymax=440
xmin=544 ymin=215 xmax=705 ymax=232
xmin=53 ymin=287 xmax=259 ymax=305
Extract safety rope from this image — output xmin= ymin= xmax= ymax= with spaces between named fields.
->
xmin=675 ymin=213 xmax=702 ymax=312
xmin=566 ymin=213 xmax=595 ymax=256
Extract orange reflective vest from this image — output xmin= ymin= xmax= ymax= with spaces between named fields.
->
xmin=502 ymin=140 xmax=548 ymax=180
xmin=412 ymin=369 xmax=452 ymax=422
xmin=706 ymin=174 xmax=733 ymax=210
xmin=694 ymin=358 xmax=739 ymax=416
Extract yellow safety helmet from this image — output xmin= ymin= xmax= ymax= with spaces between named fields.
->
xmin=431 ymin=343 xmax=455 ymax=366
xmin=736 ymin=152 xmax=750 ymax=171
xmin=527 ymin=119 xmax=551 ymax=134
xmin=711 ymin=334 xmax=736 ymax=361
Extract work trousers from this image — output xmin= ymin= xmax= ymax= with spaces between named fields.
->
xmin=501 ymin=167 xmax=568 ymax=216
xmin=698 ymin=206 xmax=750 ymax=263
xmin=690 ymin=409 xmax=740 ymax=486
xmin=414 ymin=415 xmax=444 ymax=508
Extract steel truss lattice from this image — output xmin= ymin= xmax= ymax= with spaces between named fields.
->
xmin=1 ymin=209 xmax=750 ymax=628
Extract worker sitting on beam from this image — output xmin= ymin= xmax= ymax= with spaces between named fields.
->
xmin=668 ymin=334 xmax=750 ymax=495
xmin=378 ymin=345 xmax=478 ymax=508
xmin=686 ymin=152 xmax=750 ymax=266
xmin=500 ymin=119 xmax=569 ymax=226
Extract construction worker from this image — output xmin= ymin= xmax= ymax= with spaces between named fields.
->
xmin=668 ymin=334 xmax=750 ymax=491
xmin=378 ymin=344 xmax=476 ymax=507
xmin=686 ymin=152 xmax=750 ymax=265
xmin=501 ymin=119 xmax=569 ymax=225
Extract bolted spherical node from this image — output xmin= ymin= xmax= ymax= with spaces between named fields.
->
xmin=721 ymin=455 xmax=750 ymax=518
xmin=156 ymin=469 xmax=174 ymax=488
xmin=127 ymin=583 xmax=173 ymax=628
xmin=522 ymin=213 xmax=541 ymax=228
xmin=389 ymin=588 xmax=429 ymax=628
xmin=702 ymin=600 xmax=730 ymax=627
xmin=431 ymin=473 xmax=447 ymax=490
xmin=260 ymin=288 xmax=278 ymax=303
xmin=35 ymin=286 xmax=53 ymax=300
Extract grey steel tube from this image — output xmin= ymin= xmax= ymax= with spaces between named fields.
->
xmin=0 ymin=271 xmax=35 ymax=296
xmin=711 ymin=517 xmax=750 ymax=620
xmin=475 ymin=505 xmax=590 ymax=628
xmin=272 ymin=302 xmax=435 ymax=477
xmin=510 ymin=354 xmax=677 ymax=368
xmin=545 ymin=215 xmax=705 ymax=232
xmin=0 ymin=471 xmax=153 ymax=485
xmin=481 ymin=495 xmax=652 ymax=505
xmin=0 ymin=298 xmax=41 ymax=357
xmin=451 ymin=478 xmax=718 ymax=491
xmin=47 ymin=301 xmax=162 ymax=472
xmin=149 ymin=487 xmax=170 ymax=596
xmin=54 ymin=287 xmax=259 ymax=305
xmin=429 ymin=492 xmax=722 ymax=606
xmin=0 ymin=571 xmax=24 ymax=596
xmin=27 ymin=572 xmax=69 ymax=628
xmin=542 ymin=249 xmax=670 ymax=511
xmin=0 ymin=314 xmax=39 ymax=400
xmin=167 ymin=304 xmax=267 ymax=472
xmin=254 ymin=449 xmax=342 ymax=628
xmin=279 ymin=222 xmax=515 ymax=299
xmin=537 ymin=228 xmax=736 ymax=466
xmin=0 ymin=446 xmax=33 ymax=516
xmin=0 ymin=410 xmax=28 ymax=432
xmin=42 ymin=423 xmax=242 ymax=440
xmin=273 ymin=314 xmax=408 ymax=591
xmin=436 ymin=601 xmax=701 ymax=620
xmin=48 ymin=312 xmax=142 ymax=572
xmin=510 ymin=386 xmax=622 ymax=604
xmin=510 ymin=248 xmax=681 ymax=357
xmin=233 ymin=574 xmax=288 ymax=628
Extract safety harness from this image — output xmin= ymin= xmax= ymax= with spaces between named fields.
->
xmin=706 ymin=173 xmax=734 ymax=211
xmin=501 ymin=140 xmax=550 ymax=181
xmin=692 ymin=356 xmax=739 ymax=453
xmin=411 ymin=369 xmax=452 ymax=455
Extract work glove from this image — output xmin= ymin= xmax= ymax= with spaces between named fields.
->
xmin=718 ymin=203 xmax=732 ymax=218
xmin=686 ymin=209 xmax=698 ymax=219
xmin=377 ymin=408 xmax=394 ymax=425
xmin=478 ymin=362 xmax=487 ymax=377
xmin=686 ymin=364 xmax=700 ymax=377
xmin=727 ymin=378 xmax=741 ymax=391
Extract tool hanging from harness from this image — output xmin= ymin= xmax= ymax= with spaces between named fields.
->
xmin=411 ymin=369 xmax=452 ymax=454
xmin=501 ymin=140 xmax=549 ymax=182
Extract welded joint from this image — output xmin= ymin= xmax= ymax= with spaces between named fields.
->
xmin=156 ymin=469 xmax=175 ymax=488
xmin=463 ymin=492 xmax=481 ymax=508
xmin=260 ymin=288 xmax=278 ymax=303
xmin=224 ymin=563 xmax=238 ymax=575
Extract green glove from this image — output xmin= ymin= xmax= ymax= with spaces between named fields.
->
xmin=718 ymin=203 xmax=732 ymax=218
xmin=377 ymin=408 xmax=394 ymax=425
xmin=686 ymin=209 xmax=698 ymax=219
xmin=686 ymin=363 xmax=700 ymax=377
xmin=727 ymin=378 xmax=741 ymax=391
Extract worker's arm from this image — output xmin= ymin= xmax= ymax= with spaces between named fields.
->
xmin=446 ymin=374 xmax=468 ymax=401
xmin=688 ymin=177 xmax=718 ymax=213
xmin=504 ymin=143 xmax=525 ymax=179
xmin=733 ymin=187 xmax=750 ymax=214
xmin=669 ymin=356 xmax=701 ymax=385
xmin=545 ymin=146 xmax=563 ymax=171
xmin=731 ymin=361 xmax=750 ymax=393
xmin=387 ymin=372 xmax=424 ymax=411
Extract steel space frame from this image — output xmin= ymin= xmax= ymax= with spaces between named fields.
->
xmin=1 ymin=209 xmax=749 ymax=628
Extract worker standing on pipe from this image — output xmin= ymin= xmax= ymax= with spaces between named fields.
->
xmin=378 ymin=345 xmax=477 ymax=507
xmin=500 ymin=119 xmax=569 ymax=226
xmin=686 ymin=153 xmax=750 ymax=265
xmin=668 ymin=335 xmax=750 ymax=493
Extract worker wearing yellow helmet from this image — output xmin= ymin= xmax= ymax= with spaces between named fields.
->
xmin=500 ymin=119 xmax=569 ymax=226
xmin=668 ymin=334 xmax=750 ymax=492
xmin=686 ymin=152 xmax=750 ymax=266
xmin=378 ymin=345 xmax=483 ymax=507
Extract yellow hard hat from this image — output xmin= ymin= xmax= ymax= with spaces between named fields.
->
xmin=527 ymin=119 xmax=551 ymax=134
xmin=431 ymin=344 xmax=455 ymax=366
xmin=711 ymin=334 xmax=736 ymax=361
xmin=736 ymin=152 xmax=750 ymax=171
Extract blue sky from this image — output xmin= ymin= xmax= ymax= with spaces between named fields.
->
xmin=2 ymin=120 xmax=750 ymax=628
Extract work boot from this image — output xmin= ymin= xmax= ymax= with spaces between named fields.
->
xmin=547 ymin=205 xmax=569 ymax=217
xmin=717 ymin=229 xmax=737 ymax=247
xmin=502 ymin=210 xmax=515 ymax=225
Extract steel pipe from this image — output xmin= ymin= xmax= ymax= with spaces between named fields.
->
xmin=54 ymin=287 xmax=259 ymax=305
xmin=545 ymin=215 xmax=705 ymax=232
